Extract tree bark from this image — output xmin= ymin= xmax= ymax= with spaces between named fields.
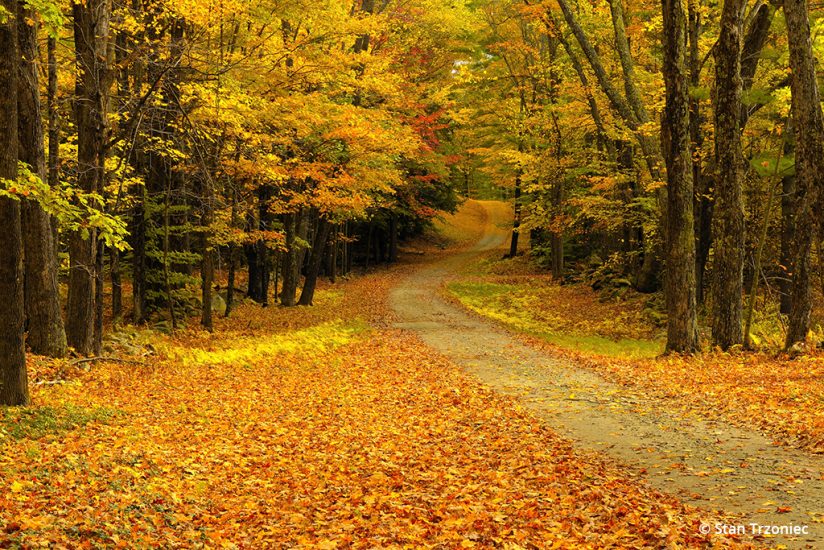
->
xmin=740 ymin=2 xmax=775 ymax=128
xmin=508 ymin=168 xmax=522 ymax=258
xmin=783 ymin=0 xmax=824 ymax=348
xmin=607 ymin=0 xmax=649 ymax=124
xmin=47 ymin=36 xmax=58 ymax=189
xmin=298 ymin=217 xmax=332 ymax=306
xmin=67 ymin=0 xmax=112 ymax=355
xmin=17 ymin=1 xmax=67 ymax=357
xmin=711 ymin=0 xmax=746 ymax=349
xmin=661 ymin=0 xmax=699 ymax=353
xmin=280 ymin=211 xmax=300 ymax=306
xmin=0 ymin=1 xmax=28 ymax=405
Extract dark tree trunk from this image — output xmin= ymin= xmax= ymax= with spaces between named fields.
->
xmin=201 ymin=177 xmax=214 ymax=331
xmin=280 ymin=211 xmax=300 ymax=306
xmin=0 ymin=2 xmax=28 ymax=405
xmin=67 ymin=0 xmax=111 ymax=355
xmin=365 ymin=220 xmax=373 ymax=269
xmin=130 ymin=193 xmax=147 ymax=323
xmin=783 ymin=0 xmax=824 ymax=348
xmin=110 ymin=248 xmax=122 ymax=322
xmin=298 ymin=218 xmax=332 ymax=306
xmin=93 ymin=240 xmax=104 ymax=354
xmin=388 ymin=213 xmax=398 ymax=263
xmin=740 ymin=2 xmax=775 ymax=128
xmin=17 ymin=2 xmax=67 ymax=357
xmin=688 ymin=2 xmax=712 ymax=306
xmin=508 ymin=169 xmax=522 ymax=258
xmin=47 ymin=36 xmax=59 ymax=189
xmin=661 ymin=0 xmax=699 ymax=353
xmin=780 ymin=169 xmax=796 ymax=314
xmin=711 ymin=0 xmax=746 ymax=349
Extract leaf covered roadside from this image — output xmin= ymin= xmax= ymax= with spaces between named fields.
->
xmin=446 ymin=254 xmax=824 ymax=454
xmin=1 ymin=273 xmax=754 ymax=548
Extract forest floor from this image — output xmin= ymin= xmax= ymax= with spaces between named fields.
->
xmin=0 ymin=200 xmax=820 ymax=548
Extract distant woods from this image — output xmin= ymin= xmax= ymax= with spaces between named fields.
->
xmin=461 ymin=0 xmax=824 ymax=354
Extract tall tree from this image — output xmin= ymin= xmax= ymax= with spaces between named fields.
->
xmin=67 ymin=0 xmax=113 ymax=354
xmin=0 ymin=0 xmax=28 ymax=405
xmin=661 ymin=0 xmax=699 ymax=352
xmin=783 ymin=0 xmax=824 ymax=348
xmin=712 ymin=0 xmax=746 ymax=349
xmin=17 ymin=1 xmax=67 ymax=358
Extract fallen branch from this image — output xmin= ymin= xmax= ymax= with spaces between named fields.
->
xmin=69 ymin=356 xmax=147 ymax=367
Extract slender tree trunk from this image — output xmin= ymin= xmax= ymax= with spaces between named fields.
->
xmin=200 ymin=180 xmax=213 ymax=331
xmin=110 ymin=248 xmax=122 ymax=322
xmin=740 ymin=2 xmax=775 ymax=128
xmin=712 ymin=0 xmax=746 ymax=349
xmin=131 ymin=192 xmax=147 ymax=323
xmin=365 ymin=220 xmax=373 ymax=269
xmin=688 ymin=1 xmax=711 ymax=306
xmin=388 ymin=213 xmax=398 ymax=263
xmin=17 ymin=2 xmax=67 ymax=357
xmin=661 ymin=0 xmax=699 ymax=353
xmin=780 ymin=169 xmax=796 ymax=314
xmin=783 ymin=0 xmax=824 ymax=349
xmin=329 ymin=226 xmax=338 ymax=283
xmin=47 ymin=36 xmax=58 ymax=189
xmin=508 ymin=168 xmax=522 ymax=258
xmin=67 ymin=0 xmax=112 ymax=355
xmin=298 ymin=218 xmax=332 ymax=306
xmin=0 ymin=2 xmax=28 ymax=405
xmin=607 ymin=0 xmax=649 ymax=124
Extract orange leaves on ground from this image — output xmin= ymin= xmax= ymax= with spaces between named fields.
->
xmin=3 ymin=271 xmax=753 ymax=548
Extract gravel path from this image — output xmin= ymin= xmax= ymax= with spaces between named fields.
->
xmin=389 ymin=200 xmax=824 ymax=549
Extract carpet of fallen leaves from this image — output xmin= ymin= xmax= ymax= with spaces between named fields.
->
xmin=447 ymin=252 xmax=824 ymax=454
xmin=1 ymin=270 xmax=758 ymax=548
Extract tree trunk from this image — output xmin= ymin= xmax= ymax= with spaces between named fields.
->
xmin=607 ymin=0 xmax=649 ymax=124
xmin=17 ymin=2 xmax=67 ymax=357
xmin=110 ymin=248 xmax=122 ymax=322
xmin=47 ymin=36 xmax=58 ymax=189
xmin=298 ymin=218 xmax=332 ymax=306
xmin=388 ymin=213 xmax=398 ymax=263
xmin=783 ymin=0 xmax=824 ymax=348
xmin=0 ymin=2 xmax=28 ymax=405
xmin=779 ymin=169 xmax=796 ymax=314
xmin=67 ymin=0 xmax=111 ymax=355
xmin=711 ymin=0 xmax=746 ymax=349
xmin=201 ymin=175 xmax=214 ymax=331
xmin=508 ymin=169 xmax=522 ymax=258
xmin=661 ymin=0 xmax=699 ymax=353
xmin=280 ymin=211 xmax=299 ymax=306
xmin=130 ymin=192 xmax=147 ymax=323
xmin=688 ymin=1 xmax=711 ymax=306
xmin=740 ymin=2 xmax=775 ymax=128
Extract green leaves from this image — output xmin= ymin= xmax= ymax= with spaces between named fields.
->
xmin=1 ymin=162 xmax=131 ymax=251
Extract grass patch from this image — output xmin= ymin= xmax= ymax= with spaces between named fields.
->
xmin=0 ymin=404 xmax=118 ymax=441
xmin=447 ymin=281 xmax=663 ymax=359
xmin=165 ymin=319 xmax=372 ymax=366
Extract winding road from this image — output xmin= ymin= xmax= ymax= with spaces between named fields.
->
xmin=389 ymin=200 xmax=823 ymax=549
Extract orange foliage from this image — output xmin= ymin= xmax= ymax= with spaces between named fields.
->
xmin=2 ymin=271 xmax=755 ymax=548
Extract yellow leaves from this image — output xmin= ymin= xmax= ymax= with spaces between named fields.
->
xmin=161 ymin=319 xmax=370 ymax=367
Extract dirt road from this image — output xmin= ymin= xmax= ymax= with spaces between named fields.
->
xmin=390 ymin=200 xmax=824 ymax=549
